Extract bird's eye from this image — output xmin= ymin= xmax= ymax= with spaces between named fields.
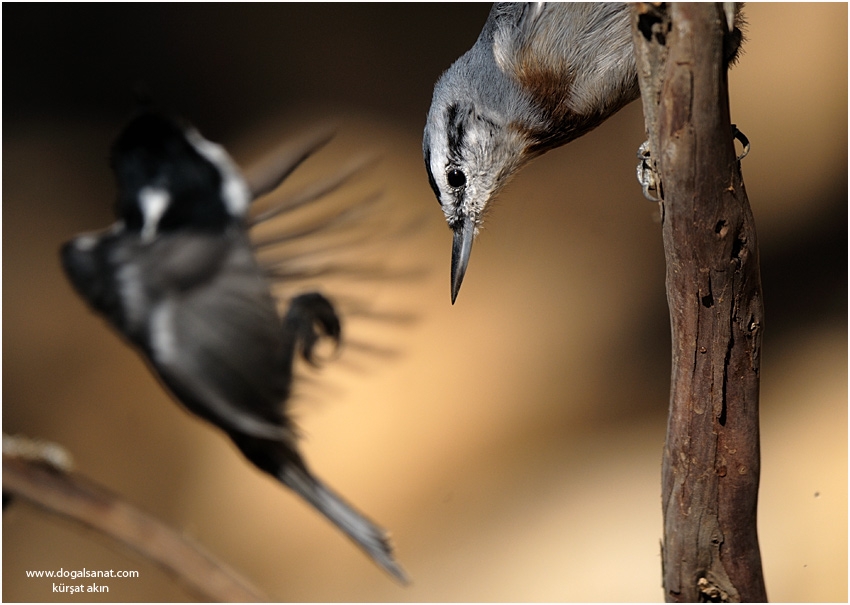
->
xmin=446 ymin=168 xmax=466 ymax=189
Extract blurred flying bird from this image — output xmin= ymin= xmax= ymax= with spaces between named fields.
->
xmin=62 ymin=112 xmax=408 ymax=583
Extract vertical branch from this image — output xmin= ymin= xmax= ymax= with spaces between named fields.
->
xmin=631 ymin=4 xmax=767 ymax=602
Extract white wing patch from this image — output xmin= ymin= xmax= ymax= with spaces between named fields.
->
xmin=185 ymin=128 xmax=251 ymax=219
xmin=115 ymin=259 xmax=147 ymax=332
xmin=149 ymin=299 xmax=177 ymax=365
xmin=138 ymin=186 xmax=171 ymax=242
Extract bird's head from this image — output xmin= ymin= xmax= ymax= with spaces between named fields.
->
xmin=110 ymin=113 xmax=251 ymax=240
xmin=423 ymin=68 xmax=534 ymax=303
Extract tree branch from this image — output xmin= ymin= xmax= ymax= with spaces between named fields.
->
xmin=630 ymin=4 xmax=767 ymax=602
xmin=3 ymin=453 xmax=269 ymax=602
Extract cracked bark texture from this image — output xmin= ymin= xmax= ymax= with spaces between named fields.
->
xmin=631 ymin=4 xmax=767 ymax=602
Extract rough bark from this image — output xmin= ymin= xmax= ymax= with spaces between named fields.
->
xmin=630 ymin=4 xmax=767 ymax=602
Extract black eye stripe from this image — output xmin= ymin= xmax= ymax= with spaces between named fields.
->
xmin=445 ymin=103 xmax=466 ymax=164
xmin=446 ymin=103 xmax=459 ymax=131
xmin=423 ymin=147 xmax=442 ymax=204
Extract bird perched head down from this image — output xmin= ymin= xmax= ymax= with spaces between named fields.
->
xmin=61 ymin=111 xmax=408 ymax=583
xmin=424 ymin=3 xmax=641 ymax=303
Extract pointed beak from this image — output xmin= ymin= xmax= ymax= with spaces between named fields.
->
xmin=450 ymin=216 xmax=475 ymax=304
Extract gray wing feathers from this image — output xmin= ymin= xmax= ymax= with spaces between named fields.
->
xmin=492 ymin=3 xmax=636 ymax=116
xmin=141 ymin=232 xmax=293 ymax=438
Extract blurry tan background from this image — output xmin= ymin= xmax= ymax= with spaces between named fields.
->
xmin=3 ymin=3 xmax=846 ymax=602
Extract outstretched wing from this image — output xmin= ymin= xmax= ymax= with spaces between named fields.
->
xmin=129 ymin=231 xmax=295 ymax=440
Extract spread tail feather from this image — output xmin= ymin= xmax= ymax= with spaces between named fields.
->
xmin=278 ymin=462 xmax=409 ymax=584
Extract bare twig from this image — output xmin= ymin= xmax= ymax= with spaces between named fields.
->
xmin=631 ymin=4 xmax=767 ymax=602
xmin=3 ymin=454 xmax=268 ymax=602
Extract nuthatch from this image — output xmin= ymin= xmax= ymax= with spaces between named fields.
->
xmin=423 ymin=3 xmax=743 ymax=302
xmin=61 ymin=113 xmax=407 ymax=582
